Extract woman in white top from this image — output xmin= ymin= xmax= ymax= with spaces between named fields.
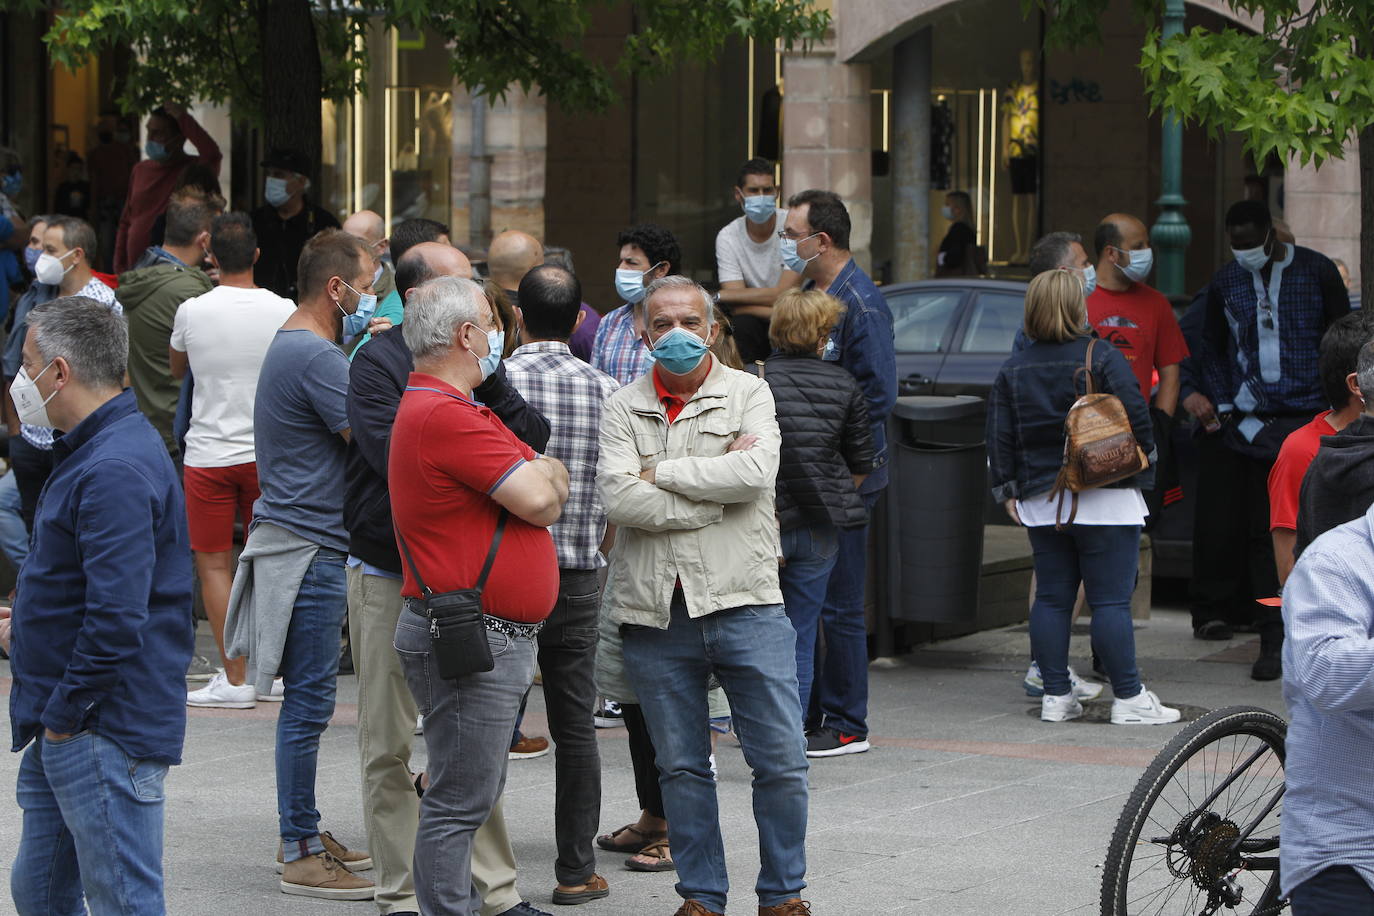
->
xmin=987 ymin=269 xmax=1180 ymax=725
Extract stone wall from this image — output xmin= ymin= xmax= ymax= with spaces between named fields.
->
xmin=449 ymin=85 xmax=548 ymax=248
xmin=1285 ymin=146 xmax=1360 ymax=280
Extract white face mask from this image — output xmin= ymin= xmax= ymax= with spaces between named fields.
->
xmin=11 ymin=361 xmax=58 ymax=428
xmin=34 ymin=250 xmax=76 ymax=286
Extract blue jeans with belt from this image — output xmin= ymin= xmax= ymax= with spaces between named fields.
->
xmin=622 ymin=595 xmax=809 ymax=913
xmin=276 ymin=548 xmax=348 ymax=862
xmin=12 ymin=731 xmax=169 ymax=915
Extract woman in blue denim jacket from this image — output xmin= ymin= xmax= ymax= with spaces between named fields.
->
xmin=987 ymin=270 xmax=1179 ymax=726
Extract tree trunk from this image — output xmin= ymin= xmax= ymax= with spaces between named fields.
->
xmin=1362 ymin=124 xmax=1374 ymax=308
xmin=258 ymin=0 xmax=324 ymax=188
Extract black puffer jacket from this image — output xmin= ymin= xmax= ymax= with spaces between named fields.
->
xmin=761 ymin=353 xmax=877 ymax=530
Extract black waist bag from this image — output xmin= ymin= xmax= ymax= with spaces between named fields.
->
xmin=398 ymin=511 xmax=507 ymax=681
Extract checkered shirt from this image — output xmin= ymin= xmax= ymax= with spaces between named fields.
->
xmin=504 ymin=341 xmax=620 ymax=569
xmin=22 ymin=277 xmax=124 ymax=450
xmin=590 ymin=304 xmax=652 ymax=388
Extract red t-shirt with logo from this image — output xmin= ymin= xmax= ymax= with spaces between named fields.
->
xmin=389 ymin=373 xmax=558 ymax=622
xmin=1267 ymin=409 xmax=1337 ymax=532
xmin=1087 ymin=282 xmax=1190 ymax=404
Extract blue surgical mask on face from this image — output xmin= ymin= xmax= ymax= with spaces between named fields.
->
xmin=24 ymin=246 xmax=41 ymax=273
xmin=1114 ymin=246 xmax=1154 ymax=283
xmin=265 ymin=176 xmax=291 ymax=208
xmin=476 ymin=328 xmax=503 ymax=382
xmin=614 ymin=261 xmax=666 ymax=305
xmin=651 ymin=326 xmax=711 ymax=376
xmin=338 ymin=280 xmax=377 ymax=337
xmin=145 ymin=140 xmax=170 ymax=162
xmin=742 ymin=195 xmax=776 ymax=224
xmin=780 ymin=232 xmax=820 ymax=274
xmin=3 ymin=171 xmax=22 ymax=197
xmin=1081 ymin=264 xmax=1097 ymax=296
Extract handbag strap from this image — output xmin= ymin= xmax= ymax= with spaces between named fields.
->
xmin=397 ymin=510 xmax=509 ymax=599
xmin=1081 ymin=338 xmax=1098 ymax=395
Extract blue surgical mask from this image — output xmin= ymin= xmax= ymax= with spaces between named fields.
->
xmin=265 ymin=176 xmax=291 ymax=208
xmin=145 ymin=140 xmax=170 ymax=162
xmin=651 ymin=326 xmax=710 ymax=376
xmin=742 ymin=195 xmax=776 ymax=224
xmin=24 ymin=246 xmax=41 ymax=273
xmin=475 ymin=328 xmax=503 ymax=382
xmin=780 ymin=232 xmax=820 ymax=274
xmin=338 ymin=280 xmax=377 ymax=337
xmin=1081 ymin=264 xmax=1097 ymax=297
xmin=614 ymin=261 xmax=665 ymax=305
xmin=3 ymin=171 xmax=22 ymax=197
xmin=1232 ymin=237 xmax=1272 ymax=273
xmin=1114 ymin=247 xmax=1154 ymax=283
xmin=940 ymin=205 xmax=954 ymax=221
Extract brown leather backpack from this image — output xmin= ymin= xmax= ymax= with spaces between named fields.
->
xmin=1049 ymin=339 xmax=1149 ymax=528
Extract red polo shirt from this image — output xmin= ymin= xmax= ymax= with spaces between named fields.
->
xmin=389 ymin=373 xmax=558 ymax=622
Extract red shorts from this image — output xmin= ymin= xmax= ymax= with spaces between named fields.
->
xmin=183 ymin=462 xmax=261 ymax=553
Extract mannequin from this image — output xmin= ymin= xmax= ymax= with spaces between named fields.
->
xmin=1002 ymin=49 xmax=1040 ymax=264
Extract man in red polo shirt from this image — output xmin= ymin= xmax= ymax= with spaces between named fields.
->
xmin=388 ymin=275 xmax=568 ymax=916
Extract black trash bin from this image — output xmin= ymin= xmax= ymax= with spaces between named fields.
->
xmin=880 ymin=395 xmax=986 ymax=625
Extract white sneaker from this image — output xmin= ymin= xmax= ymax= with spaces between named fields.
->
xmin=1024 ymin=661 xmax=1104 ymax=701
xmin=187 ymin=671 xmax=256 ymax=709
xmin=256 ymin=678 xmax=285 ymax=703
xmin=1112 ymin=688 xmax=1181 ymax=725
xmin=414 ymin=715 xmax=424 ymax=736
xmin=1041 ymin=692 xmax=1083 ymax=722
xmin=709 ymin=753 xmax=718 ymax=780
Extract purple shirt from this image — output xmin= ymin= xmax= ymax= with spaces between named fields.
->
xmin=569 ymin=303 xmax=601 ymax=362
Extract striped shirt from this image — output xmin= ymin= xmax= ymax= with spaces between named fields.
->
xmin=1280 ymin=500 xmax=1374 ymax=896
xmin=504 ymin=341 xmax=619 ymax=570
xmin=590 ymin=304 xmax=652 ymax=388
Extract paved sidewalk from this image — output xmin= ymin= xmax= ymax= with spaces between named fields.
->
xmin=0 ymin=602 xmax=1284 ymax=915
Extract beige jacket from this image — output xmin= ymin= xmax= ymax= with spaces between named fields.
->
xmin=597 ymin=358 xmax=783 ymax=629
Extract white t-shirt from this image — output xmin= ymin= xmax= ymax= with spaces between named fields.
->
xmin=170 ymin=285 xmax=296 ymax=468
xmin=1016 ymin=487 xmax=1149 ymax=528
xmin=715 ymin=208 xmax=787 ymax=288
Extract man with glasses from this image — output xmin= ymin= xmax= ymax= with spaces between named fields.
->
xmin=1188 ymin=200 xmax=1349 ymax=681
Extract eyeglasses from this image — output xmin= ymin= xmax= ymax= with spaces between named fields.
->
xmin=778 ymin=230 xmax=820 ymax=243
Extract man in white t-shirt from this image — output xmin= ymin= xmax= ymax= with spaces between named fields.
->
xmin=171 ymin=212 xmax=296 ymax=709
xmin=714 ymin=157 xmax=802 ymax=363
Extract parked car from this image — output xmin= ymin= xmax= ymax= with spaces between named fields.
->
xmin=880 ymin=278 xmax=1194 ymax=578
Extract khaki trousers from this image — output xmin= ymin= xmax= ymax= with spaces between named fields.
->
xmin=347 ymin=566 xmax=521 ymax=915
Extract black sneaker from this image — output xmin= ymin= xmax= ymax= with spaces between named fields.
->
xmin=593 ymin=699 xmax=624 ymax=729
xmin=805 ymin=727 xmax=870 ymax=758
xmin=1251 ymin=653 xmax=1282 ymax=681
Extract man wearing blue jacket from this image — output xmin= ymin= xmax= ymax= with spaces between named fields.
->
xmin=3 ymin=296 xmax=193 ymax=914
xmin=782 ymin=190 xmax=897 ymax=757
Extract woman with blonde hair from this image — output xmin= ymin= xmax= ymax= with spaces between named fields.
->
xmin=757 ymin=288 xmax=875 ymax=716
xmin=986 ymin=268 xmax=1178 ymax=725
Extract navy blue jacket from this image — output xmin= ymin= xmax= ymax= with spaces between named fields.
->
xmin=820 ymin=258 xmax=898 ymax=494
xmin=9 ymin=390 xmax=194 ymax=764
xmin=987 ymin=334 xmax=1155 ymax=504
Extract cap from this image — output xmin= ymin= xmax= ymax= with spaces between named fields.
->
xmin=260 ymin=147 xmax=311 ymax=177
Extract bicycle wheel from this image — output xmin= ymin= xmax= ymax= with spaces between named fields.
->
xmin=1101 ymin=705 xmax=1288 ymax=916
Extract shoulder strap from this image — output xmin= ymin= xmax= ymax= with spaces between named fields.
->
xmin=754 ymin=359 xmax=766 ymax=380
xmin=1081 ymin=338 xmax=1098 ymax=395
xmin=396 ymin=510 xmax=509 ymax=598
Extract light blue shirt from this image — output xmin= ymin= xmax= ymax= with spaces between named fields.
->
xmin=346 ymin=555 xmax=401 ymax=581
xmin=1280 ymin=500 xmax=1374 ymax=896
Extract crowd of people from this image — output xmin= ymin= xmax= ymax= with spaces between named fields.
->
xmin=0 ymin=107 xmax=1369 ymax=916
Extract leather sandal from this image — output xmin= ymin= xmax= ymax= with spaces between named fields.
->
xmin=596 ymin=822 xmax=665 ymax=854
xmin=625 ymin=838 xmax=675 ymax=872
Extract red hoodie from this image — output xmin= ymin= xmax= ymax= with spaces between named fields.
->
xmin=113 ymin=112 xmax=221 ymax=273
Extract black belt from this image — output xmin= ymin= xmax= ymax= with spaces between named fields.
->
xmin=404 ymin=598 xmax=543 ymax=640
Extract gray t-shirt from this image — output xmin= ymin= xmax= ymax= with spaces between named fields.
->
xmin=715 ymin=209 xmax=787 ymax=288
xmin=252 ymin=328 xmax=351 ymax=551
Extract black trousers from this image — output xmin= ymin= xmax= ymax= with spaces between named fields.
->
xmin=9 ymin=435 xmax=52 ymax=534
xmin=1188 ymin=432 xmax=1282 ymax=648
xmin=620 ymin=703 xmax=664 ymax=819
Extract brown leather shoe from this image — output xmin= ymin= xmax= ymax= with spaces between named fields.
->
xmin=760 ymin=899 xmax=813 ymax=916
xmin=551 ymin=873 xmax=611 ymax=905
xmin=275 ymin=832 xmax=373 ymax=873
xmin=673 ymin=901 xmax=724 ymax=916
xmin=280 ymin=852 xmax=375 ymax=900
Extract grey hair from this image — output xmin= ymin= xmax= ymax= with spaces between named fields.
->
xmin=1357 ymin=338 xmax=1374 ymax=405
xmin=402 ymin=276 xmax=486 ymax=362
xmin=1028 ymin=231 xmax=1083 ymax=276
xmin=642 ymin=275 xmax=717 ymax=327
xmin=27 ymin=296 xmax=128 ymax=390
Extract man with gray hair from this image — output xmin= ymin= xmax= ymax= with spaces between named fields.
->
xmin=598 ymin=275 xmax=809 ymax=916
xmin=389 ymin=276 xmax=568 ymax=916
xmin=1027 ymin=230 xmax=1095 ymax=289
xmin=3 ymin=296 xmax=193 ymax=914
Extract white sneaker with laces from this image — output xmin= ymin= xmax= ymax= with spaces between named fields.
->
xmin=256 ymin=678 xmax=285 ymax=703
xmin=187 ymin=671 xmax=256 ymax=709
xmin=1111 ymin=688 xmax=1181 ymax=725
xmin=1041 ymin=692 xmax=1083 ymax=722
xmin=1024 ymin=662 xmax=1104 ymax=701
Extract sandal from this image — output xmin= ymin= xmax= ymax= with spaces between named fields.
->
xmin=625 ymin=838 xmax=675 ymax=872
xmin=596 ymin=822 xmax=665 ymax=854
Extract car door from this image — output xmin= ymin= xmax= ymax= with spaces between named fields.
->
xmin=933 ymin=288 xmax=1026 ymax=399
xmin=883 ymin=285 xmax=967 ymax=396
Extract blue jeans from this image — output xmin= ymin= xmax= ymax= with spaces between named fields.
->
xmin=1291 ymin=866 xmax=1374 ymax=914
xmin=812 ymin=491 xmax=879 ymax=737
xmin=0 ymin=469 xmax=29 ymax=571
xmin=276 ymin=548 xmax=347 ymax=862
xmin=395 ymin=604 xmax=536 ymax=916
xmin=780 ymin=522 xmax=839 ymax=715
xmin=622 ymin=596 xmax=809 ymax=913
xmin=1027 ymin=524 xmax=1142 ymax=699
xmin=12 ymin=731 xmax=168 ymax=915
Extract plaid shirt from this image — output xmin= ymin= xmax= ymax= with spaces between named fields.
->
xmin=590 ymin=304 xmax=652 ymax=387
xmin=504 ymin=341 xmax=620 ymax=569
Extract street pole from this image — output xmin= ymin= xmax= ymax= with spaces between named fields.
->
xmin=1152 ymin=0 xmax=1191 ymax=297
xmin=469 ymin=87 xmax=492 ymax=249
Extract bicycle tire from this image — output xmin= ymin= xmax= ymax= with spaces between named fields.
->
xmin=1101 ymin=705 xmax=1288 ymax=916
